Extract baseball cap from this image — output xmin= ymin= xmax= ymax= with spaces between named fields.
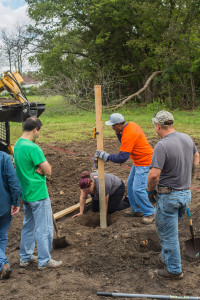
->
xmin=105 ymin=113 xmax=125 ymax=126
xmin=152 ymin=110 xmax=174 ymax=125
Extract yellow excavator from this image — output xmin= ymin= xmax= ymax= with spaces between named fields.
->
xmin=0 ymin=71 xmax=45 ymax=154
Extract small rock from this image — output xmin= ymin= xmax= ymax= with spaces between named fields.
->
xmin=101 ymin=231 xmax=109 ymax=237
xmin=75 ymin=232 xmax=82 ymax=237
xmin=132 ymin=222 xmax=139 ymax=227
xmin=121 ymin=233 xmax=131 ymax=239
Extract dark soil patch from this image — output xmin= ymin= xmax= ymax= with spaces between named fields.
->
xmin=2 ymin=138 xmax=200 ymax=299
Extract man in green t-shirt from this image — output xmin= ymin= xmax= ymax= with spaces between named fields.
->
xmin=14 ymin=117 xmax=62 ymax=270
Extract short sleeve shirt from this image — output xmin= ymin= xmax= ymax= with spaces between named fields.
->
xmin=14 ymin=138 xmax=48 ymax=202
xmin=120 ymin=122 xmax=153 ymax=166
xmin=90 ymin=172 xmax=122 ymax=201
xmin=150 ymin=132 xmax=197 ymax=189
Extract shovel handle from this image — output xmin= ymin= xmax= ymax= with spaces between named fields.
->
xmin=53 ymin=216 xmax=60 ymax=238
xmin=186 ymin=207 xmax=191 ymax=218
xmin=186 ymin=206 xmax=195 ymax=242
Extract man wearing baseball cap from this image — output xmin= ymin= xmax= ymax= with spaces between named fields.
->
xmin=96 ymin=113 xmax=155 ymax=224
xmin=147 ymin=110 xmax=199 ymax=279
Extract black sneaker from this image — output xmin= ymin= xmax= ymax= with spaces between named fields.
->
xmin=157 ymin=269 xmax=184 ymax=280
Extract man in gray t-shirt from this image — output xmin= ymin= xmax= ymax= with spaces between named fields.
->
xmin=151 ymin=131 xmax=197 ymax=190
xmin=146 ymin=110 xmax=199 ymax=280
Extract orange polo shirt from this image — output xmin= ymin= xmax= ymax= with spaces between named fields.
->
xmin=120 ymin=122 xmax=153 ymax=166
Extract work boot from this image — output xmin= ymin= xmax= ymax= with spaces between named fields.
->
xmin=38 ymin=259 xmax=63 ymax=270
xmin=20 ymin=255 xmax=38 ymax=267
xmin=157 ymin=269 xmax=184 ymax=280
xmin=1 ymin=263 xmax=12 ymax=280
xmin=142 ymin=214 xmax=155 ymax=224
xmin=124 ymin=211 xmax=143 ymax=217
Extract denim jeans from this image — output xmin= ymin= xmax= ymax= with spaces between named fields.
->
xmin=155 ymin=190 xmax=191 ymax=274
xmin=20 ymin=197 xmax=53 ymax=267
xmin=0 ymin=210 xmax=12 ymax=272
xmin=127 ymin=165 xmax=155 ymax=216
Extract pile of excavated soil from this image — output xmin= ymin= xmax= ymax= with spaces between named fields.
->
xmin=1 ymin=138 xmax=200 ymax=300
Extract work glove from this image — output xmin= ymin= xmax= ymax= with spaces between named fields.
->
xmin=95 ymin=150 xmax=110 ymax=162
xmin=146 ymin=189 xmax=157 ymax=205
xmin=93 ymin=153 xmax=98 ymax=169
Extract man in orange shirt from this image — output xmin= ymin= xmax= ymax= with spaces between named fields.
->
xmin=96 ymin=113 xmax=155 ymax=224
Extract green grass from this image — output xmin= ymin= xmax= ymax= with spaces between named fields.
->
xmin=9 ymin=95 xmax=200 ymax=145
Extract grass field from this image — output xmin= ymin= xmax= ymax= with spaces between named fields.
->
xmin=10 ymin=95 xmax=200 ymax=144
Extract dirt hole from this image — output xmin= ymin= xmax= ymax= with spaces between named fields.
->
xmin=75 ymin=213 xmax=116 ymax=228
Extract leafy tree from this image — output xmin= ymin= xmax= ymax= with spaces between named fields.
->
xmin=25 ymin=0 xmax=200 ymax=109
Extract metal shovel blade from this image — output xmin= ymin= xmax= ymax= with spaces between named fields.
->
xmin=185 ymin=238 xmax=200 ymax=258
xmin=52 ymin=216 xmax=70 ymax=249
xmin=53 ymin=235 xmax=70 ymax=249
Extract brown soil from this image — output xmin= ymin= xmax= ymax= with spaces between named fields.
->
xmin=2 ymin=138 xmax=200 ymax=300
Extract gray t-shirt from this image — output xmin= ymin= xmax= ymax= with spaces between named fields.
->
xmin=91 ymin=172 xmax=122 ymax=201
xmin=150 ymin=131 xmax=197 ymax=189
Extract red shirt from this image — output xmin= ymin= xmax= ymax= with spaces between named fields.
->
xmin=120 ymin=122 xmax=153 ymax=166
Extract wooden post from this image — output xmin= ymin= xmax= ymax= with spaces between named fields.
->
xmin=94 ymin=85 xmax=107 ymax=228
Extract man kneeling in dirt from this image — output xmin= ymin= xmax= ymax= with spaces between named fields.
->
xmin=146 ymin=110 xmax=199 ymax=279
xmin=72 ymin=171 xmax=130 ymax=218
xmin=14 ymin=117 xmax=62 ymax=270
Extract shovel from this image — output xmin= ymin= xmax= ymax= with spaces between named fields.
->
xmin=185 ymin=205 xmax=200 ymax=259
xmin=53 ymin=216 xmax=70 ymax=249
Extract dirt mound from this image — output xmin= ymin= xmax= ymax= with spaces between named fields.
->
xmin=1 ymin=138 xmax=200 ymax=299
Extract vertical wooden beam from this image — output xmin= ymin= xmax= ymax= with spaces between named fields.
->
xmin=94 ymin=85 xmax=107 ymax=229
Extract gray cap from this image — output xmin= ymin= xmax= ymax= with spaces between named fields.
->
xmin=152 ymin=110 xmax=174 ymax=125
xmin=105 ymin=113 xmax=125 ymax=125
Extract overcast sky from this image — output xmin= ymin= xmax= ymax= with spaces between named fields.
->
xmin=0 ymin=0 xmax=30 ymax=29
xmin=0 ymin=0 xmax=35 ymax=73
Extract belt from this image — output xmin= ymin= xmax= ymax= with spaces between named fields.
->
xmin=157 ymin=186 xmax=189 ymax=194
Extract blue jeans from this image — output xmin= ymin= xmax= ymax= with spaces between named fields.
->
xmin=155 ymin=190 xmax=191 ymax=274
xmin=0 ymin=210 xmax=12 ymax=271
xmin=20 ymin=197 xmax=53 ymax=267
xmin=127 ymin=165 xmax=155 ymax=216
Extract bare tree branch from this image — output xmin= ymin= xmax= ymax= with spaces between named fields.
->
xmin=111 ymin=71 xmax=162 ymax=110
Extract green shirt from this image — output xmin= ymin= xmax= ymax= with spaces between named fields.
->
xmin=14 ymin=138 xmax=49 ymax=202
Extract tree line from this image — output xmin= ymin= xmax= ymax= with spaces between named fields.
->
xmin=1 ymin=0 xmax=200 ymax=109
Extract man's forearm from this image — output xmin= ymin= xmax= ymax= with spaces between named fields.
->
xmin=147 ymin=168 xmax=161 ymax=191
xmin=192 ymin=163 xmax=198 ymax=179
xmin=192 ymin=151 xmax=199 ymax=178
xmin=147 ymin=177 xmax=159 ymax=191
xmin=108 ymin=151 xmax=130 ymax=163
